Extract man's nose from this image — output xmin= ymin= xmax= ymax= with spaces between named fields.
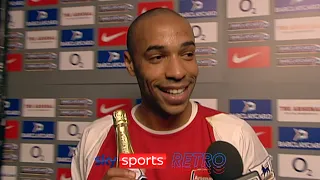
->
xmin=165 ymin=55 xmax=187 ymax=80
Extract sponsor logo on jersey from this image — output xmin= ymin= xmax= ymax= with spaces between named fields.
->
xmin=275 ymin=0 xmax=320 ymax=13
xmin=57 ymin=145 xmax=77 ymax=164
xmin=228 ymin=46 xmax=270 ymax=68
xmin=191 ymin=22 xmax=218 ymax=43
xmin=96 ymin=98 xmax=132 ymax=118
xmin=278 ymin=154 xmax=318 ymax=179
xmin=275 ymin=16 xmax=320 ymax=41
xmin=97 ymin=50 xmax=125 ymax=69
xmin=22 ymin=99 xmax=56 ymax=117
xmin=98 ymin=14 xmax=134 ymax=24
xmin=27 ymin=0 xmax=58 ymax=6
xmin=61 ymin=29 xmax=95 ymax=48
xmin=20 ymin=166 xmax=54 ymax=175
xmin=20 ymin=143 xmax=54 ymax=163
xmin=5 ymin=120 xmax=19 ymax=139
xmin=277 ymin=99 xmax=320 ymax=122
xmin=60 ymin=6 xmax=95 ymax=26
xmin=8 ymin=0 xmax=24 ymax=7
xmin=57 ymin=121 xmax=91 ymax=141
xmin=6 ymin=54 xmax=22 ymax=72
xmin=22 ymin=121 xmax=55 ymax=140
xmin=57 ymin=168 xmax=72 ymax=180
xmin=230 ymin=99 xmax=272 ymax=121
xmin=26 ymin=9 xmax=58 ymax=27
xmin=8 ymin=11 xmax=25 ymax=29
xmin=227 ymin=0 xmax=270 ymax=18
xmin=98 ymin=27 xmax=128 ymax=46
xmin=4 ymin=99 xmax=21 ymax=116
xmin=179 ymin=0 xmax=217 ymax=18
xmin=25 ymin=52 xmax=57 ymax=61
xmin=98 ymin=4 xmax=134 ymax=13
xmin=279 ymin=127 xmax=320 ymax=150
xmin=249 ymin=156 xmax=275 ymax=180
xmin=228 ymin=20 xmax=269 ymax=31
xmin=137 ymin=1 xmax=174 ymax=15
xmin=252 ymin=126 xmax=272 ymax=148
xmin=59 ymin=51 xmax=94 ymax=70
xmin=277 ymin=57 xmax=320 ymax=67
xmin=26 ymin=30 xmax=58 ymax=49
xmin=276 ymin=44 xmax=320 ymax=54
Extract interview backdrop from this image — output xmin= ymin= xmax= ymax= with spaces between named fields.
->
xmin=2 ymin=0 xmax=320 ymax=179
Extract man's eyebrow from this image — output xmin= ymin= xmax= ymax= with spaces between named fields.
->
xmin=145 ymin=45 xmax=165 ymax=53
xmin=181 ymin=41 xmax=195 ymax=48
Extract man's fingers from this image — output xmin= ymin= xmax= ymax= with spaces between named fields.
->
xmin=106 ymin=168 xmax=136 ymax=179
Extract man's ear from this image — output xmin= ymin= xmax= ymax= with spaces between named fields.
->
xmin=124 ymin=51 xmax=136 ymax=76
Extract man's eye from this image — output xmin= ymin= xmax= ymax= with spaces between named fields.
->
xmin=150 ymin=55 xmax=164 ymax=61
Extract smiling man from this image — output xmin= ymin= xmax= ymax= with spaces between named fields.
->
xmin=71 ymin=8 xmax=275 ymax=180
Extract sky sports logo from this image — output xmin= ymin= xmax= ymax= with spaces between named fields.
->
xmin=61 ymin=29 xmax=94 ymax=48
xmin=26 ymin=9 xmax=58 ymax=27
xmin=229 ymin=99 xmax=272 ymax=121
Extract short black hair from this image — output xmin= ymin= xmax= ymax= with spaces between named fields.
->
xmin=126 ymin=8 xmax=184 ymax=58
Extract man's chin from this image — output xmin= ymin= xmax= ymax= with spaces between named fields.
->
xmin=160 ymin=101 xmax=190 ymax=116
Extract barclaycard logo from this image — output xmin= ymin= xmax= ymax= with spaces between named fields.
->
xmin=26 ymin=9 xmax=58 ymax=27
xmin=242 ymin=101 xmax=256 ymax=112
xmin=32 ymin=123 xmax=44 ymax=132
xmin=98 ymin=3 xmax=134 ymax=12
xmin=20 ymin=166 xmax=54 ymax=175
xmin=57 ymin=145 xmax=77 ymax=163
xmin=229 ymin=33 xmax=270 ymax=43
xmin=61 ymin=29 xmax=94 ymax=47
xmin=37 ymin=11 xmax=48 ymax=20
xmin=71 ymin=31 xmax=83 ymax=40
xmin=228 ymin=20 xmax=269 ymax=31
xmin=97 ymin=51 xmax=125 ymax=69
xmin=293 ymin=128 xmax=308 ymax=141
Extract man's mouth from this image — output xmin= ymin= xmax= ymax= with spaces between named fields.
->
xmin=159 ymin=86 xmax=188 ymax=95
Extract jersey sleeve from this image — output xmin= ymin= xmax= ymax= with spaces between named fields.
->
xmin=238 ymin=121 xmax=276 ymax=180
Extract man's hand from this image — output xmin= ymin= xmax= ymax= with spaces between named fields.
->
xmin=104 ymin=168 xmax=136 ymax=180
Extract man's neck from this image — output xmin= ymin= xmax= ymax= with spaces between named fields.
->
xmin=134 ymin=101 xmax=193 ymax=131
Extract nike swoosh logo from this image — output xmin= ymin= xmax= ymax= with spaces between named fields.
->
xmin=256 ymin=132 xmax=265 ymax=136
xmin=5 ymin=125 xmax=14 ymax=130
xmin=101 ymin=32 xmax=126 ymax=43
xmin=7 ymin=58 xmax=16 ymax=64
xmin=232 ymin=52 xmax=261 ymax=64
xmin=100 ymin=104 xmax=126 ymax=114
xmin=60 ymin=174 xmax=71 ymax=180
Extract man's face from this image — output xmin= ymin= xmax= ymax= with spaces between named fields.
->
xmin=127 ymin=15 xmax=198 ymax=115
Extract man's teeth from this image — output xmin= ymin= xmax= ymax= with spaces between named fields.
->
xmin=166 ymin=88 xmax=185 ymax=94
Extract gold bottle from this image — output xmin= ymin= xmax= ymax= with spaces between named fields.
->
xmin=113 ymin=109 xmax=147 ymax=180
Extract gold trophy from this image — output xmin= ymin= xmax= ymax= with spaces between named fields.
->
xmin=113 ymin=110 xmax=147 ymax=180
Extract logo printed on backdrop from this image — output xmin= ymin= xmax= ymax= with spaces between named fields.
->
xmin=26 ymin=30 xmax=58 ymax=49
xmin=275 ymin=0 xmax=320 ymax=13
xmin=6 ymin=54 xmax=22 ymax=72
xmin=5 ymin=120 xmax=19 ymax=139
xmin=278 ymin=127 xmax=320 ymax=150
xmin=3 ymin=143 xmax=19 ymax=151
xmin=26 ymin=9 xmax=58 ymax=27
xmin=275 ymin=16 xmax=320 ymax=41
xmin=252 ymin=126 xmax=272 ymax=148
xmin=4 ymin=99 xmax=21 ymax=116
xmin=179 ymin=0 xmax=218 ymax=18
xmin=22 ymin=99 xmax=56 ymax=117
xmin=57 ymin=168 xmax=71 ymax=180
xmin=61 ymin=29 xmax=95 ymax=48
xmin=227 ymin=0 xmax=270 ymax=18
xmin=58 ymin=98 xmax=93 ymax=118
xmin=60 ymin=6 xmax=95 ymax=26
xmin=97 ymin=50 xmax=126 ymax=69
xmin=20 ymin=166 xmax=54 ymax=176
xmin=229 ymin=99 xmax=272 ymax=121
xmin=228 ymin=20 xmax=269 ymax=31
xmin=25 ymin=52 xmax=57 ymax=61
xmin=278 ymin=154 xmax=319 ymax=179
xmin=228 ymin=32 xmax=270 ymax=43
xmin=59 ymin=51 xmax=94 ymax=70
xmin=7 ymin=32 xmax=24 ymax=41
xmin=8 ymin=11 xmax=24 ymax=29
xmin=8 ymin=0 xmax=25 ymax=7
xmin=137 ymin=1 xmax=174 ymax=15
xmin=0 ymin=165 xmax=17 ymax=179
xmin=57 ymin=121 xmax=91 ymax=141
xmin=96 ymin=99 xmax=132 ymax=118
xmin=277 ymin=57 xmax=320 ymax=67
xmin=98 ymin=27 xmax=128 ymax=46
xmin=27 ymin=0 xmax=58 ymax=6
xmin=20 ymin=143 xmax=54 ymax=163
xmin=98 ymin=14 xmax=134 ymax=24
xmin=22 ymin=121 xmax=55 ymax=140
xmin=8 ymin=42 xmax=23 ymax=51
xmin=228 ymin=46 xmax=270 ymax=68
xmin=2 ymin=153 xmax=18 ymax=162
xmin=190 ymin=22 xmax=218 ymax=43
xmin=98 ymin=3 xmax=134 ymax=13
xmin=57 ymin=145 xmax=77 ymax=164
xmin=277 ymin=99 xmax=320 ymax=122
xmin=276 ymin=44 xmax=320 ymax=54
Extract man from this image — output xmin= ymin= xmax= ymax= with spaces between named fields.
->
xmin=71 ymin=8 xmax=275 ymax=180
